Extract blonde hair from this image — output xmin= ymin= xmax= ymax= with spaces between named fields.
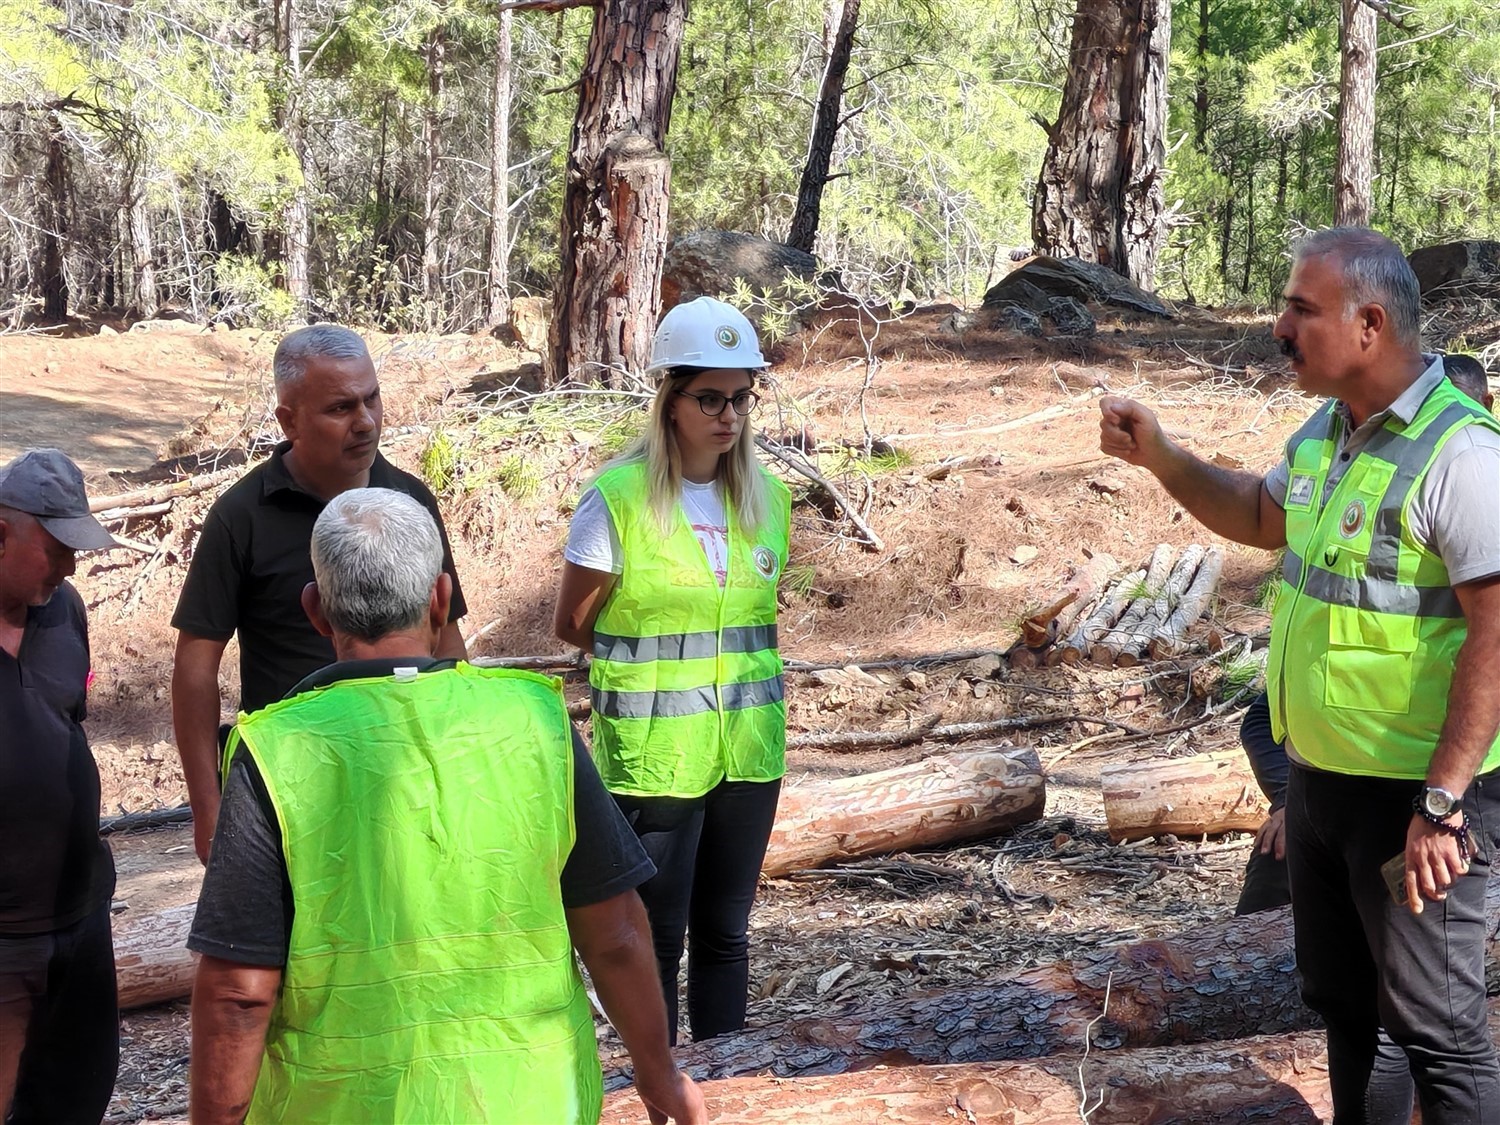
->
xmin=595 ymin=371 xmax=769 ymax=534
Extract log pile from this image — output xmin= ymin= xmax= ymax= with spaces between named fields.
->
xmin=1011 ymin=544 xmax=1224 ymax=668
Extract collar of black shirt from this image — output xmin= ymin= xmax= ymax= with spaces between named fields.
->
xmin=284 ymin=656 xmax=458 ymax=699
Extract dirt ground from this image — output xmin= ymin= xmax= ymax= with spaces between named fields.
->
xmin=0 ymin=303 xmax=1423 ymax=1122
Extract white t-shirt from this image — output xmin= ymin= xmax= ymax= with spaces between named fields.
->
xmin=565 ymin=479 xmax=731 ymax=585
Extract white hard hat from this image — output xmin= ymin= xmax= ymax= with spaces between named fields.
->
xmin=647 ymin=297 xmax=766 ymax=373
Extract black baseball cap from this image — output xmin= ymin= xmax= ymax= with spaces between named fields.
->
xmin=0 ymin=449 xmax=118 ymax=550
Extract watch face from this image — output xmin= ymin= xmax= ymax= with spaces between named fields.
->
xmin=1424 ymin=789 xmax=1456 ymax=817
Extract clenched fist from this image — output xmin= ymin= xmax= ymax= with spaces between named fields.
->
xmin=1099 ymin=396 xmax=1167 ymax=468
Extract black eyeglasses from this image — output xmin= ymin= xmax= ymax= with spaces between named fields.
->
xmin=676 ymin=389 xmax=760 ymax=416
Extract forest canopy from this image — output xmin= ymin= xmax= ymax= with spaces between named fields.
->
xmin=2 ymin=0 xmax=1499 ymax=330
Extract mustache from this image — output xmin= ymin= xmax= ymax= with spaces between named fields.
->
xmin=1279 ymin=338 xmax=1303 ymax=363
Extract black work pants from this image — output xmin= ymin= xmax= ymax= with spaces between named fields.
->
xmin=612 ymin=778 xmax=781 ymax=1043
xmin=1286 ymin=763 xmax=1500 ymax=1125
xmin=0 ymin=903 xmax=119 ymax=1124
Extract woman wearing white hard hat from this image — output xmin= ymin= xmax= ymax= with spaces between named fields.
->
xmin=555 ymin=296 xmax=790 ymax=1042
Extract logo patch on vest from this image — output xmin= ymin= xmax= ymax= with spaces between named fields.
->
xmin=1339 ymin=498 xmax=1367 ymax=539
xmin=752 ymin=545 xmax=779 ymax=581
xmin=1286 ymin=472 xmax=1316 ymax=510
xmin=716 ymin=325 xmax=741 ymax=350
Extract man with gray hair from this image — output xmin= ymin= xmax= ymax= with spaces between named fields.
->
xmin=1099 ymin=227 xmax=1500 ymax=1123
xmin=186 ymin=489 xmax=702 ymax=1124
xmin=171 ymin=325 xmax=469 ymax=864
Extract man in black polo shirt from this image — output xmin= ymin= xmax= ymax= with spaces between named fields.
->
xmin=172 ymin=325 xmax=469 ymax=863
xmin=0 ymin=449 xmax=120 ymax=1124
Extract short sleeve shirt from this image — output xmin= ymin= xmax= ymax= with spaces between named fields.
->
xmin=0 ymin=583 xmax=115 ymax=934
xmin=565 ymin=479 xmax=731 ymax=585
xmin=187 ymin=658 xmax=654 ymax=966
xmin=1264 ymin=357 xmax=1500 ymax=587
xmin=171 ymin=443 xmax=468 ymax=713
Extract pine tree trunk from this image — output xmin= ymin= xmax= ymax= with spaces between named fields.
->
xmin=276 ymin=0 xmax=310 ymax=313
xmin=422 ymin=20 xmax=446 ymax=324
xmin=1032 ymin=0 xmax=1171 ymax=290
xmin=485 ymin=5 xmax=513 ymax=329
xmin=1335 ymin=0 xmax=1377 ymax=227
xmin=1101 ymin=749 xmax=1267 ymax=842
xmin=551 ymin=0 xmax=687 ymax=386
xmin=38 ymin=112 xmax=69 ymax=323
xmin=127 ymin=176 xmax=158 ymax=318
xmin=786 ymin=0 xmax=860 ymax=254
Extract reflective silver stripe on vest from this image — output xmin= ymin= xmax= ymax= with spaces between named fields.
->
xmin=592 ymin=625 xmax=779 ymax=664
xmin=592 ymin=675 xmax=785 ymax=720
xmin=1299 ymin=565 xmax=1463 ymax=618
xmin=1363 ymin=402 xmax=1479 ymax=576
xmin=1283 ymin=548 xmax=1303 ymax=587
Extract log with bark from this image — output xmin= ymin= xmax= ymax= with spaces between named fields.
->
xmin=1091 ymin=544 xmax=1174 ymax=666
xmin=645 ymin=880 xmax=1500 ymax=1085
xmin=1149 ymin=547 xmax=1226 ymax=660
xmin=1019 ymin=552 xmax=1118 ymax=649
xmin=602 ymin=1028 xmax=1344 ymax=1124
xmin=114 ymin=902 xmax=198 ymax=1010
xmin=87 ymin=466 xmax=242 ymax=514
xmin=1113 ymin=545 xmax=1205 ymax=667
xmin=761 ymin=747 xmax=1045 ymax=878
xmin=1100 ymin=749 xmax=1267 ymax=843
xmin=1054 ymin=565 xmax=1144 ymax=665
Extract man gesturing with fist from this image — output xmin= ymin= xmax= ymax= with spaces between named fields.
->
xmin=1100 ymin=227 xmax=1500 ymax=1125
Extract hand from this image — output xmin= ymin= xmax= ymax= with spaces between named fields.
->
xmin=1254 ymin=807 xmax=1286 ymax=860
xmin=1403 ymin=813 xmax=1470 ymax=915
xmin=192 ymin=792 xmax=222 ymax=866
xmin=636 ymin=1067 xmax=706 ymax=1125
xmin=1099 ymin=396 xmax=1167 ymax=468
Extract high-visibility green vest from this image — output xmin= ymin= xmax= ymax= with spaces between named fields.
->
xmin=589 ymin=461 xmax=791 ymax=797
xmin=229 ymin=663 xmax=603 ymax=1124
xmin=1268 ymin=376 xmax=1500 ymax=778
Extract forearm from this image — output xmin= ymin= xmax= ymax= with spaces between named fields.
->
xmin=189 ymin=963 xmax=279 ymax=1124
xmin=571 ymin=900 xmax=677 ymax=1087
xmin=173 ymin=666 xmax=224 ymax=813
xmin=1428 ymin=625 xmax=1500 ymax=795
xmin=1147 ymin=443 xmax=1279 ymax=548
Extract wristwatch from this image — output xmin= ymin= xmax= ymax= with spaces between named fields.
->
xmin=1416 ymin=785 xmax=1461 ymax=821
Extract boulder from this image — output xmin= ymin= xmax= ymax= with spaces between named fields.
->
xmin=660 ymin=231 xmax=819 ymax=312
xmin=1408 ymin=241 xmax=1500 ymax=299
xmin=508 ymin=295 xmax=550 ymax=354
xmin=982 ymin=255 xmax=1172 ymax=319
xmin=990 ymin=305 xmax=1043 ymax=336
xmin=1044 ymin=296 xmax=1095 ymax=337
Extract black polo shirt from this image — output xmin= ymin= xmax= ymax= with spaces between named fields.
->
xmin=172 ymin=443 xmax=468 ymax=714
xmin=187 ymin=657 xmax=655 ymax=966
xmin=0 ymin=583 xmax=115 ymax=935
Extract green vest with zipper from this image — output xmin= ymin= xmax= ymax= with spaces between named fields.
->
xmin=1267 ymin=376 xmax=1500 ymax=779
xmin=228 ymin=663 xmax=604 ymax=1124
xmin=589 ymin=460 xmax=791 ymax=797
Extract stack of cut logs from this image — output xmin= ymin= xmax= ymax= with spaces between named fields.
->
xmin=1010 ymin=543 xmax=1225 ymax=669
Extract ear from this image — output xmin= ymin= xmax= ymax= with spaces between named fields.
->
xmin=429 ymin=572 xmax=453 ymax=632
xmin=301 ymin=582 xmax=333 ymax=637
xmin=1358 ymin=302 xmax=1387 ymax=346
xmin=275 ymin=402 xmax=297 ymax=441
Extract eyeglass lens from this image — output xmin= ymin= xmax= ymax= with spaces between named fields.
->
xmin=692 ymin=391 xmax=759 ymax=415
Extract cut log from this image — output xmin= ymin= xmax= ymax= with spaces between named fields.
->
xmin=1149 ymin=547 xmax=1225 ymax=660
xmin=761 ymin=747 xmax=1045 ymax=878
xmin=1091 ymin=544 xmax=1175 ymax=666
xmin=1114 ymin=544 xmax=1205 ymax=667
xmin=113 ymin=902 xmax=198 ymax=1010
xmin=603 ymin=1029 xmax=1341 ymax=1124
xmin=1054 ymin=566 xmax=1144 ymax=664
xmin=649 ymin=879 xmax=1500 ymax=1085
xmin=1019 ymin=552 xmax=1117 ymax=648
xmin=87 ymin=467 xmax=242 ymax=514
xmin=1100 ymin=749 xmax=1268 ymax=843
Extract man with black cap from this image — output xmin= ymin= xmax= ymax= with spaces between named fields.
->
xmin=0 ymin=449 xmax=121 ymax=1124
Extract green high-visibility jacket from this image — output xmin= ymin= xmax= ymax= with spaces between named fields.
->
xmin=1268 ymin=376 xmax=1500 ymax=778
xmin=229 ymin=663 xmax=604 ymax=1124
xmin=589 ymin=461 xmax=791 ymax=797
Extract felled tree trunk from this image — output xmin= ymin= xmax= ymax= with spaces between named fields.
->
xmin=1019 ymin=552 xmax=1117 ymax=649
xmin=1055 ymin=565 xmax=1144 ymax=665
xmin=762 ymin=747 xmax=1045 ymax=878
xmin=1092 ymin=544 xmax=1174 ymax=666
xmin=1101 ymin=749 xmax=1267 ymax=842
xmin=114 ymin=902 xmax=198 ymax=1010
xmin=653 ymin=882 xmax=1500 ymax=1084
xmin=1114 ymin=545 xmax=1205 ymax=667
xmin=1149 ymin=547 xmax=1224 ymax=660
xmin=603 ymin=1029 xmax=1343 ymax=1124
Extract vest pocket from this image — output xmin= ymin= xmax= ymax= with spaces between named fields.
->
xmin=1324 ymin=604 xmax=1417 ymax=714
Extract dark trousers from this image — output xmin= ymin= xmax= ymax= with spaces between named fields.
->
xmin=1286 ymin=763 xmax=1500 ymax=1125
xmin=612 ymin=778 xmax=781 ymax=1043
xmin=0 ymin=903 xmax=119 ymax=1125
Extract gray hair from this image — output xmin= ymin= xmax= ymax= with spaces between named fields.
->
xmin=273 ymin=325 xmax=370 ymax=391
xmin=310 ymin=488 xmax=444 ymax=641
xmin=1293 ymin=227 xmax=1422 ymax=350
